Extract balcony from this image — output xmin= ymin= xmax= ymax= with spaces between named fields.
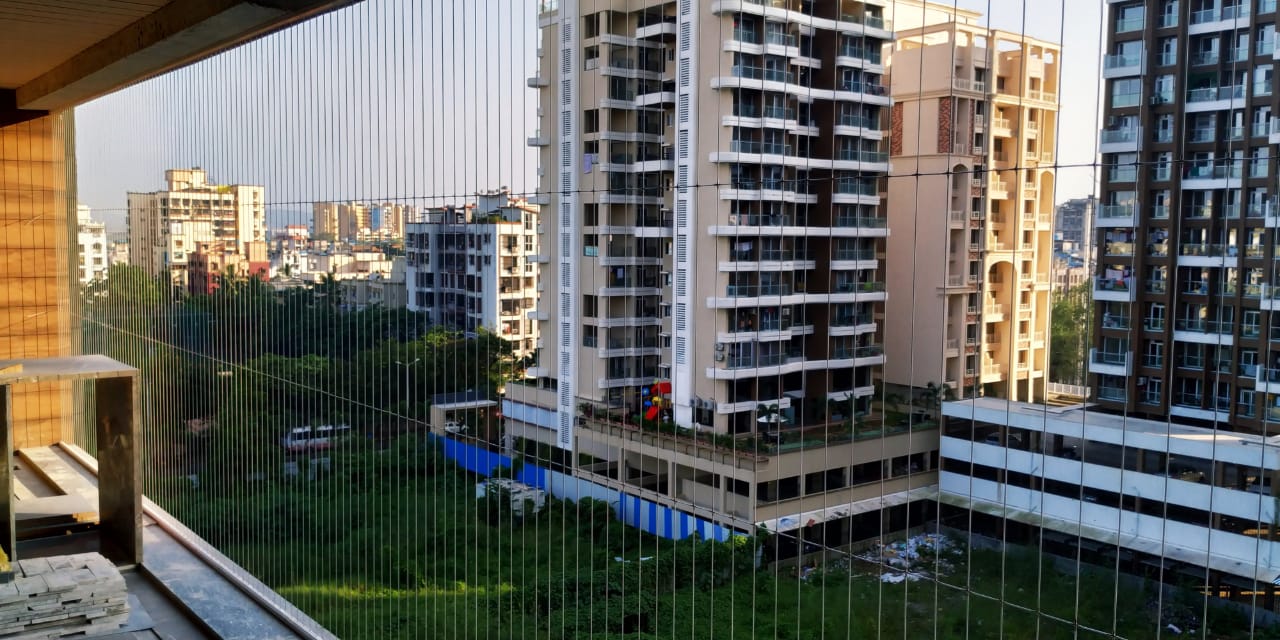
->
xmin=1114 ymin=14 xmax=1144 ymax=33
xmin=1185 ymin=85 xmax=1246 ymax=111
xmin=1094 ymin=275 xmax=1135 ymax=301
xmin=952 ymin=78 xmax=987 ymax=93
xmin=1103 ymin=52 xmax=1145 ymax=78
xmin=1261 ymin=284 xmax=1280 ymax=310
xmin=1258 ymin=368 xmax=1280 ymax=395
xmin=1096 ymin=204 xmax=1135 ymax=227
xmin=1097 ymin=384 xmax=1128 ymax=402
xmin=1089 ymin=349 xmax=1132 ymax=376
xmin=1189 ymin=5 xmax=1251 ymax=34
xmin=1177 ymin=243 xmax=1238 ymax=267
xmin=1173 ymin=318 xmax=1235 ymax=345
xmin=1099 ymin=127 xmax=1140 ymax=153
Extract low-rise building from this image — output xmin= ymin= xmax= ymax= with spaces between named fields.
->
xmin=187 ymin=241 xmax=269 ymax=296
xmin=339 ymin=257 xmax=407 ymax=310
xmin=940 ymin=397 xmax=1280 ymax=595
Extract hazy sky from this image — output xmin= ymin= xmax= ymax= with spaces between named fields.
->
xmin=76 ymin=0 xmax=1103 ymax=231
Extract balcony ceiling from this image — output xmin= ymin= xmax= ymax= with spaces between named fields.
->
xmin=0 ymin=0 xmax=169 ymax=89
xmin=0 ymin=0 xmax=356 ymax=122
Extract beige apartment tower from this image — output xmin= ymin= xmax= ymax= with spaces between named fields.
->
xmin=513 ymin=0 xmax=942 ymax=545
xmin=884 ymin=7 xmax=1058 ymax=403
xmin=127 ymin=168 xmax=266 ymax=289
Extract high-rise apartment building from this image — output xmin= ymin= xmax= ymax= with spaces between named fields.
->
xmin=127 ymin=168 xmax=265 ymax=289
xmin=312 ymin=201 xmax=373 ymax=241
xmin=513 ymin=0 xmax=939 ymax=544
xmin=885 ymin=8 xmax=1058 ymax=404
xmin=937 ymin=0 xmax=1280 ymax=606
xmin=1053 ymin=195 xmax=1096 ymax=262
xmin=405 ymin=192 xmax=540 ymax=360
xmin=76 ymin=205 xmax=108 ymax=285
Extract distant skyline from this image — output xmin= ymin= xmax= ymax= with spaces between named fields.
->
xmin=76 ymin=0 xmax=1103 ymax=231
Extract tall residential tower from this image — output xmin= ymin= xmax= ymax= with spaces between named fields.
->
xmin=513 ymin=0 xmax=938 ymax=547
xmin=885 ymin=7 xmax=1059 ymax=404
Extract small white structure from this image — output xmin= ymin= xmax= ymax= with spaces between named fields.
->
xmin=476 ymin=478 xmax=547 ymax=519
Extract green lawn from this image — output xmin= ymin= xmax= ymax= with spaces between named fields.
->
xmin=164 ymin=444 xmax=1278 ymax=639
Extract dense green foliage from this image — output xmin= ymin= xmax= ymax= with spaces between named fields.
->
xmin=1049 ymin=281 xmax=1091 ymax=386
xmin=165 ymin=441 xmax=1277 ymax=640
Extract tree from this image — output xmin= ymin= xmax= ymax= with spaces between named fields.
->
xmin=1049 ymin=282 xmax=1091 ymax=385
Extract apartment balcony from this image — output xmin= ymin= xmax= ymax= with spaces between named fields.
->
xmin=835 ymin=80 xmax=892 ymax=106
xmin=1257 ymin=368 xmax=1280 ymax=395
xmin=1096 ymin=203 xmax=1139 ymax=230
xmin=980 ymin=362 xmax=1005 ymax=382
xmin=1181 ymin=161 xmax=1243 ymax=189
xmin=1185 ymin=85 xmax=1246 ymax=112
xmin=1088 ymin=348 xmax=1133 ymax=376
xmin=952 ymin=78 xmax=988 ymax=94
xmin=990 ymin=117 xmax=1012 ymax=137
xmin=1177 ymin=243 xmax=1238 ymax=268
xmin=1261 ymin=284 xmax=1280 ymax=310
xmin=635 ymin=20 xmax=677 ymax=40
xmin=984 ymin=303 xmax=1007 ymax=321
xmin=1189 ymin=5 xmax=1251 ymax=35
xmin=949 ymin=210 xmax=968 ymax=228
xmin=1094 ymin=275 xmax=1136 ymax=301
xmin=1096 ymin=384 xmax=1128 ymax=402
xmin=1099 ymin=126 xmax=1141 ymax=154
xmin=835 ymin=44 xmax=884 ymax=69
xmin=833 ymin=149 xmax=890 ymax=171
xmin=989 ymin=180 xmax=1009 ymax=200
xmin=635 ymin=90 xmax=676 ymax=108
xmin=834 ymin=113 xmax=883 ymax=137
xmin=598 ymin=282 xmax=662 ymax=297
xmin=1173 ymin=319 xmax=1234 ymax=345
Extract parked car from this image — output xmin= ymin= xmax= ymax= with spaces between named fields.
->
xmin=443 ymin=421 xmax=468 ymax=435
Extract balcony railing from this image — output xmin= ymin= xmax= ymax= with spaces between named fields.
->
xmin=1186 ymin=85 xmax=1245 ymax=102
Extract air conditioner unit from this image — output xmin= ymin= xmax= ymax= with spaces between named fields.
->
xmin=714 ymin=342 xmax=725 ymax=351
xmin=714 ymin=353 xmax=726 ymax=362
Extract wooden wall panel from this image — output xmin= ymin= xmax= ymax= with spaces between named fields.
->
xmin=0 ymin=113 xmax=73 ymax=448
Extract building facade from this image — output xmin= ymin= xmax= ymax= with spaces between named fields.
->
xmin=187 ymin=240 xmax=269 ymax=296
xmin=884 ymin=9 xmax=1059 ymax=404
xmin=938 ymin=0 xmax=1280 ymax=609
xmin=1091 ymin=0 xmax=1276 ymax=428
xmin=76 ymin=205 xmax=108 ymax=285
xmin=405 ymin=193 xmax=540 ymax=360
xmin=1054 ymin=195 xmax=1097 ymax=263
xmin=126 ymin=168 xmax=266 ymax=289
xmin=510 ymin=0 xmax=942 ymax=546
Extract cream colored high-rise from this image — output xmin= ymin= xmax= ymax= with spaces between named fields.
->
xmin=884 ymin=5 xmax=1058 ymax=403
xmin=127 ymin=168 xmax=265 ymax=290
xmin=517 ymin=1 xmax=939 ymax=539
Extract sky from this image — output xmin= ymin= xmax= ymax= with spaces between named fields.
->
xmin=75 ymin=0 xmax=1103 ymax=231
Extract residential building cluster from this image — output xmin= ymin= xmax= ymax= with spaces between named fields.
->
xmin=96 ymin=0 xmax=1280 ymax=615
xmin=126 ymin=168 xmax=266 ymax=293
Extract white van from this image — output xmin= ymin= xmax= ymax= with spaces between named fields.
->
xmin=281 ymin=424 xmax=351 ymax=452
